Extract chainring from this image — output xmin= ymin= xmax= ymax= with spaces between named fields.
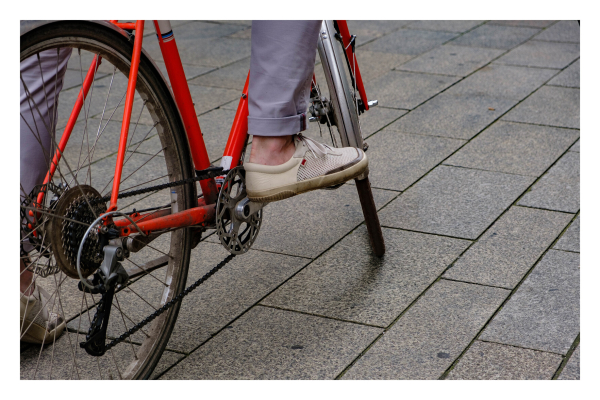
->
xmin=48 ymin=185 xmax=107 ymax=279
xmin=216 ymin=167 xmax=262 ymax=255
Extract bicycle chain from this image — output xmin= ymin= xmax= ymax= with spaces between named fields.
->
xmin=102 ymin=253 xmax=236 ymax=352
xmin=90 ymin=165 xmax=226 ymax=204
xmin=79 ymin=165 xmax=233 ymax=354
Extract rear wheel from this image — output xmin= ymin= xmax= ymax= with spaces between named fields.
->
xmin=20 ymin=21 xmax=195 ymax=379
xmin=314 ymin=20 xmax=385 ymax=257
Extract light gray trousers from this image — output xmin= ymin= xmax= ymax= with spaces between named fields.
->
xmin=20 ymin=21 xmax=321 ymax=201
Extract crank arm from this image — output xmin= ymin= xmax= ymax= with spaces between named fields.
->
xmin=234 ymin=197 xmax=265 ymax=221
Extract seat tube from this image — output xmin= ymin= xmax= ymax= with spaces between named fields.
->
xmin=220 ymin=72 xmax=250 ymax=172
xmin=153 ymin=20 xmax=219 ymax=204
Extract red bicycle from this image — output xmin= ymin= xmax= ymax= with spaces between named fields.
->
xmin=20 ymin=20 xmax=383 ymax=379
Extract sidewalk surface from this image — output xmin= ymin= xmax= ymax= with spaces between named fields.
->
xmin=22 ymin=20 xmax=580 ymax=380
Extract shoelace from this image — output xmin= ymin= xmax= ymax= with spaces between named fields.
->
xmin=296 ymin=133 xmax=334 ymax=158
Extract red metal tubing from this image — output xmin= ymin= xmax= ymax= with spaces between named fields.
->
xmin=109 ymin=21 xmax=136 ymax=30
xmin=35 ymin=55 xmax=102 ymax=208
xmin=108 ymin=20 xmax=145 ymax=212
xmin=155 ymin=21 xmax=219 ymax=204
xmin=120 ymin=204 xmax=216 ymax=236
xmin=113 ymin=208 xmax=171 ymax=228
xmin=335 ymin=20 xmax=369 ymax=111
xmin=221 ymin=73 xmax=250 ymax=170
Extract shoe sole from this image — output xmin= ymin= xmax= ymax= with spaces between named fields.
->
xmin=20 ymin=318 xmax=66 ymax=345
xmin=247 ymin=153 xmax=368 ymax=203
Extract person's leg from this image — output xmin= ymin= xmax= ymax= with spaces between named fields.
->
xmin=245 ymin=21 xmax=368 ymax=202
xmin=247 ymin=20 xmax=321 ymax=166
xmin=20 ymin=48 xmax=71 ymax=293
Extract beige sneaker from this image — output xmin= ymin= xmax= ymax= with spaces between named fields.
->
xmin=20 ymin=285 xmax=66 ymax=345
xmin=245 ymin=134 xmax=368 ymax=202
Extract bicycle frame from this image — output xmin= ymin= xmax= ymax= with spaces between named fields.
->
xmin=35 ymin=20 xmax=369 ymax=239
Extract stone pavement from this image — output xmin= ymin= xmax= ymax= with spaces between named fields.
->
xmin=23 ymin=20 xmax=581 ymax=380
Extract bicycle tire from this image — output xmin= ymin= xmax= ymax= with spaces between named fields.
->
xmin=316 ymin=20 xmax=385 ymax=257
xmin=20 ymin=20 xmax=195 ymax=379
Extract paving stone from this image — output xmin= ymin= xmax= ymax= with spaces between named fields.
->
xmin=359 ymin=107 xmax=408 ymax=138
xmin=398 ymin=45 xmax=503 ymax=77
xmin=554 ymin=215 xmax=580 ymax=252
xmin=503 ymin=86 xmax=579 ymax=129
xmin=480 ymin=249 xmax=580 ymax=354
xmin=387 ymin=91 xmax=517 ymax=139
xmin=558 ymin=345 xmax=580 ymax=380
xmin=406 ymin=20 xmax=484 ymax=33
xmin=143 ymin=36 xmax=251 ymax=68
xmin=450 ymin=24 xmax=539 ymax=49
xmin=342 ymin=280 xmax=508 ymax=379
xmin=443 ymin=206 xmax=572 ymax=288
xmin=352 ymin=50 xmax=414 ymax=82
xmin=67 ymin=49 xmax=119 ymax=75
xmin=195 ymin=108 xmax=240 ymax=162
xmin=164 ymin=242 xmax=309 ymax=353
xmin=62 ymin=69 xmax=108 ymax=91
xmin=364 ymin=71 xmax=460 ymax=110
xmin=150 ymin=350 xmax=185 ymax=380
xmin=570 ymin=139 xmax=580 ymax=152
xmin=489 ymin=20 xmax=556 ymax=29
xmin=518 ymin=151 xmax=579 ymax=213
xmin=443 ymin=121 xmax=579 ymax=176
xmin=446 ymin=340 xmax=562 ymax=379
xmin=250 ymin=183 xmax=397 ymax=258
xmin=379 ymin=165 xmax=534 ymax=239
xmin=362 ymin=29 xmax=458 ymax=56
xmin=547 ymin=59 xmax=580 ymax=88
xmin=348 ymin=20 xmax=413 ymax=47
xmin=263 ymin=226 xmax=470 ymax=327
xmin=495 ymin=40 xmax=579 ymax=69
xmin=366 ymin=129 xmax=465 ymax=191
xmin=448 ymin=63 xmax=557 ymax=100
xmin=535 ymin=20 xmax=580 ymax=43
xmin=153 ymin=60 xmax=215 ymax=86
xmin=188 ymin=57 xmax=250 ymax=90
xmin=227 ymin=26 xmax=251 ymax=39
xmin=160 ymin=306 xmax=382 ymax=379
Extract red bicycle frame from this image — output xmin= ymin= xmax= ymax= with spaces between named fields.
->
xmin=38 ymin=20 xmax=369 ymax=238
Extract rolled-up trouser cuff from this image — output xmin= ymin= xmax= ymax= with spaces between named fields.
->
xmin=248 ymin=112 xmax=307 ymax=137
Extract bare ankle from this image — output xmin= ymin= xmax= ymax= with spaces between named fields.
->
xmin=249 ymin=135 xmax=296 ymax=166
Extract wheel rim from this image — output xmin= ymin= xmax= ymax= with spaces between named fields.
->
xmin=20 ymin=28 xmax=192 ymax=380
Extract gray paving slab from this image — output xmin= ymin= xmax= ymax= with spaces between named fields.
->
xmin=502 ymin=86 xmax=579 ymax=129
xmin=443 ymin=121 xmax=579 ymax=176
xmin=347 ymin=21 xmax=413 ymax=47
xmin=518 ymin=151 xmax=579 ymax=213
xmin=195 ymin=108 xmax=239 ymax=162
xmin=160 ymin=306 xmax=382 ymax=379
xmin=143 ymin=36 xmax=251 ymax=68
xmin=554 ymin=215 xmax=580 ymax=252
xmin=570 ymin=139 xmax=580 ymax=152
xmin=495 ymin=40 xmax=579 ymax=69
xmin=446 ymin=340 xmax=562 ymax=379
xmin=362 ymin=29 xmax=458 ymax=56
xmin=450 ymin=24 xmax=540 ymax=49
xmin=153 ymin=60 xmax=215 ymax=86
xmin=150 ymin=350 xmax=185 ymax=380
xmin=262 ymin=226 xmax=470 ymax=327
xmin=364 ymin=70 xmax=460 ymax=110
xmin=387 ymin=91 xmax=517 ymax=140
xmin=352 ymin=50 xmax=414 ymax=82
xmin=164 ymin=242 xmax=309 ymax=353
xmin=246 ymin=184 xmax=398 ymax=258
xmin=342 ymin=279 xmax=508 ymax=379
xmin=535 ymin=20 xmax=580 ymax=43
xmin=188 ymin=57 xmax=251 ymax=90
xmin=67 ymin=49 xmax=119 ymax=75
xmin=366 ymin=129 xmax=465 ymax=191
xmin=379 ymin=165 xmax=534 ymax=239
xmin=62 ymin=69 xmax=108 ymax=91
xmin=558 ymin=344 xmax=580 ymax=380
xmin=480 ymin=249 xmax=580 ymax=354
xmin=547 ymin=59 xmax=580 ymax=88
xmin=443 ymin=206 xmax=572 ymax=288
xmin=448 ymin=63 xmax=557 ymax=100
xmin=406 ymin=20 xmax=484 ymax=33
xmin=397 ymin=45 xmax=503 ymax=77
xmin=489 ymin=20 xmax=556 ymax=29
xmin=227 ymin=26 xmax=251 ymax=39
